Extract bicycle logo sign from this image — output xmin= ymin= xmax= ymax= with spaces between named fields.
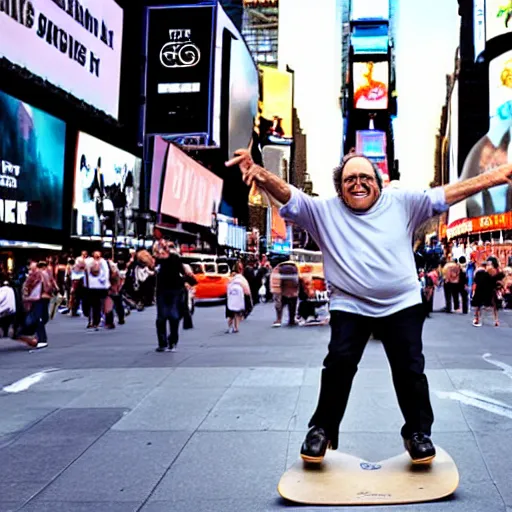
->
xmin=160 ymin=29 xmax=201 ymax=69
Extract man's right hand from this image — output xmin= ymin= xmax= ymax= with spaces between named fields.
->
xmin=225 ymin=148 xmax=292 ymax=205
xmin=225 ymin=149 xmax=267 ymax=188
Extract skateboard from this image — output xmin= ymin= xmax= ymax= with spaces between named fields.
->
xmin=278 ymin=447 xmax=459 ymax=505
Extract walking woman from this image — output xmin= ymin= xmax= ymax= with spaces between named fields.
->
xmin=226 ymin=262 xmax=251 ymax=334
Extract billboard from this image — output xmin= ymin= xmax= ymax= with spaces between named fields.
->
xmin=144 ymin=5 xmax=215 ymax=136
xmin=353 ymin=61 xmax=389 ymax=110
xmin=0 ymin=90 xmax=65 ymax=230
xmin=160 ymin=144 xmax=223 ymax=227
xmin=351 ymin=0 xmax=389 ymax=21
xmin=149 ymin=136 xmax=168 ymax=212
xmin=486 ymin=0 xmax=512 ymax=42
xmin=351 ymin=25 xmax=389 ymax=55
xmin=260 ymin=66 xmax=293 ymax=139
xmin=227 ymin=31 xmax=259 ymax=159
xmin=356 ymin=130 xmax=387 ymax=158
xmin=73 ymin=132 xmax=141 ymax=237
xmin=0 ymin=0 xmax=123 ymax=119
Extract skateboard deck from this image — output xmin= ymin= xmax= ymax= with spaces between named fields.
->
xmin=278 ymin=446 xmax=459 ymax=505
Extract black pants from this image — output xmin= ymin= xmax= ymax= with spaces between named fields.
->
xmin=458 ymin=286 xmax=468 ymax=314
xmin=105 ymin=294 xmax=125 ymax=326
xmin=88 ymin=289 xmax=108 ymax=327
xmin=309 ymin=304 xmax=433 ymax=449
xmin=156 ymin=290 xmax=183 ymax=348
xmin=444 ymin=283 xmax=459 ymax=312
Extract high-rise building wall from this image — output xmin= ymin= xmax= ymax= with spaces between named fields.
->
xmin=278 ymin=0 xmax=343 ymax=198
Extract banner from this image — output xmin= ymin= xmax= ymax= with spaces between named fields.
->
xmin=446 ymin=212 xmax=512 ymax=239
xmin=144 ymin=5 xmax=214 ymax=135
xmin=0 ymin=0 xmax=123 ymax=119
xmin=0 ymin=90 xmax=65 ymax=230
xmin=73 ymin=132 xmax=141 ymax=237
xmin=160 ymin=144 xmax=223 ymax=227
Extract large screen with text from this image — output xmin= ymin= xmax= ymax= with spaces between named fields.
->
xmin=0 ymin=0 xmax=123 ymax=118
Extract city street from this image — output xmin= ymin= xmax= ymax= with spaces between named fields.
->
xmin=1 ymin=300 xmax=512 ymax=512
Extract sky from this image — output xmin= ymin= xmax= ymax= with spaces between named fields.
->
xmin=393 ymin=0 xmax=460 ymax=189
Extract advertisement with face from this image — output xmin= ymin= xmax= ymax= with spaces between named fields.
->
xmin=0 ymin=90 xmax=65 ymax=231
xmin=353 ymin=61 xmax=389 ymax=110
xmin=73 ymin=132 xmax=141 ymax=238
xmin=0 ymin=0 xmax=124 ymax=118
xmin=486 ymin=0 xmax=512 ymax=42
xmin=457 ymin=51 xmax=512 ymax=217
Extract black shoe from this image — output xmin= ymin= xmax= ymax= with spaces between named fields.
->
xmin=155 ymin=347 xmax=165 ymax=353
xmin=404 ymin=433 xmax=436 ymax=464
xmin=300 ymin=426 xmax=330 ymax=464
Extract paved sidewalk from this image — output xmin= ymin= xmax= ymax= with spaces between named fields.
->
xmin=0 ymin=302 xmax=511 ymax=511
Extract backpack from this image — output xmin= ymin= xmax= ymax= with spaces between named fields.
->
xmin=227 ymin=281 xmax=245 ymax=312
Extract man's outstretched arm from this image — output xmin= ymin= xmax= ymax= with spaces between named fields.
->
xmin=225 ymin=149 xmax=291 ymax=204
xmin=443 ymin=164 xmax=512 ymax=206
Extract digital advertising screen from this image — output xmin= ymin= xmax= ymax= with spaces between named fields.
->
xmin=486 ymin=0 xmax=512 ymax=42
xmin=353 ymin=61 xmax=389 ymax=110
xmin=227 ymin=31 xmax=259 ymax=159
xmin=351 ymin=24 xmax=389 ymax=55
xmin=0 ymin=0 xmax=124 ymax=119
xmin=351 ymin=0 xmax=389 ymax=21
xmin=0 ymin=90 xmax=65 ymax=231
xmin=144 ymin=5 xmax=215 ymax=135
xmin=356 ymin=130 xmax=387 ymax=158
xmin=260 ymin=66 xmax=293 ymax=139
xmin=73 ymin=132 xmax=141 ymax=238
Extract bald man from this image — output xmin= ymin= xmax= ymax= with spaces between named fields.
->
xmin=227 ymin=150 xmax=512 ymax=465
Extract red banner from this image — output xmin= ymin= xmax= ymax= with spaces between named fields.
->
xmin=446 ymin=212 xmax=512 ymax=239
xmin=160 ymin=145 xmax=223 ymax=227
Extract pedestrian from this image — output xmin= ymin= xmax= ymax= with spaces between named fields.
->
xmin=270 ymin=261 xmax=299 ymax=327
xmin=86 ymin=251 xmax=110 ymax=330
xmin=104 ymin=255 xmax=125 ymax=328
xmin=21 ymin=261 xmax=57 ymax=349
xmin=443 ymin=259 xmax=460 ymax=313
xmin=457 ymin=256 xmax=469 ymax=315
xmin=154 ymin=243 xmax=196 ymax=352
xmin=226 ymin=262 xmax=251 ymax=333
xmin=226 ymin=146 xmax=512 ymax=465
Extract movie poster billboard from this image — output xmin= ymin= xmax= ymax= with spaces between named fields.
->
xmin=353 ymin=61 xmax=389 ymax=110
xmin=456 ymin=50 xmax=512 ymax=218
xmin=0 ymin=90 xmax=65 ymax=230
xmin=73 ymin=132 xmax=141 ymax=237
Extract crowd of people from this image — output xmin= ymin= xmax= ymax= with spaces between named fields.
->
xmin=417 ymin=238 xmax=512 ymax=327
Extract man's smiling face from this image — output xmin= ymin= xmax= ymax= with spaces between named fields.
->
xmin=340 ymin=157 xmax=381 ymax=212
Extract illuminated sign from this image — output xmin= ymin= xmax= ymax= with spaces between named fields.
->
xmin=446 ymin=212 xmax=512 ymax=239
xmin=356 ymin=130 xmax=386 ymax=157
xmin=0 ymin=0 xmax=124 ymax=118
xmin=353 ymin=61 xmax=389 ymax=110
xmin=159 ymin=29 xmax=201 ymax=69
xmin=260 ymin=65 xmax=293 ymax=138
xmin=351 ymin=0 xmax=389 ymax=21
